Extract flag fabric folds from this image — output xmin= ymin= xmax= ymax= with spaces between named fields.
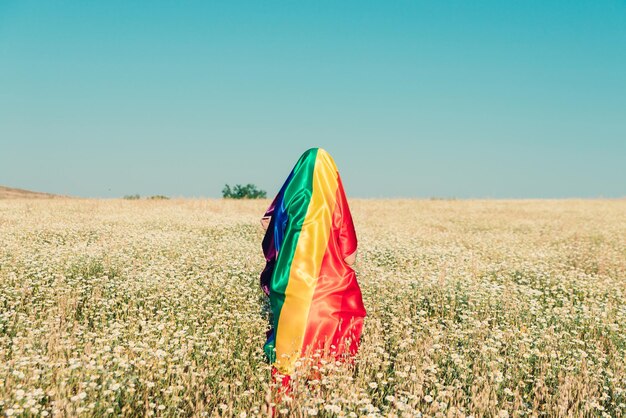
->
xmin=260 ymin=147 xmax=366 ymax=376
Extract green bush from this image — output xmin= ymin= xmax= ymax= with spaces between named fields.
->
xmin=123 ymin=194 xmax=141 ymax=200
xmin=222 ymin=184 xmax=267 ymax=199
xmin=148 ymin=195 xmax=170 ymax=200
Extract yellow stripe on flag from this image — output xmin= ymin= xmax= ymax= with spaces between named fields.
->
xmin=274 ymin=149 xmax=339 ymax=374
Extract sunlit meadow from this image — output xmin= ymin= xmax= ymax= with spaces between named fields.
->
xmin=1 ymin=199 xmax=625 ymax=417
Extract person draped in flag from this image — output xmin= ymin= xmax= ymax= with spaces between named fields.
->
xmin=259 ymin=147 xmax=366 ymax=392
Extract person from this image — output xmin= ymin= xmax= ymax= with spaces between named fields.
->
xmin=259 ymin=147 xmax=366 ymax=395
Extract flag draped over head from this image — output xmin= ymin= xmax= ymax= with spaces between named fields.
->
xmin=260 ymin=147 xmax=366 ymax=376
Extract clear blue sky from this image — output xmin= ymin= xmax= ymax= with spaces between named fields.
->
xmin=1 ymin=1 xmax=624 ymax=198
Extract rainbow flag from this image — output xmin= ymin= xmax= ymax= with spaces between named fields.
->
xmin=260 ymin=148 xmax=366 ymax=375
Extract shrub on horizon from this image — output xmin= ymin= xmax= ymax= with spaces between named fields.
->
xmin=222 ymin=184 xmax=267 ymax=199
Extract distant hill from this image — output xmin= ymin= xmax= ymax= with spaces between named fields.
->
xmin=0 ymin=185 xmax=65 ymax=199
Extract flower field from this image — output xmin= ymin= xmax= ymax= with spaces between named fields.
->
xmin=1 ymin=198 xmax=625 ymax=417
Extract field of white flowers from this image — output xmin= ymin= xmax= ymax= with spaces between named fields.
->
xmin=1 ymin=198 xmax=625 ymax=417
